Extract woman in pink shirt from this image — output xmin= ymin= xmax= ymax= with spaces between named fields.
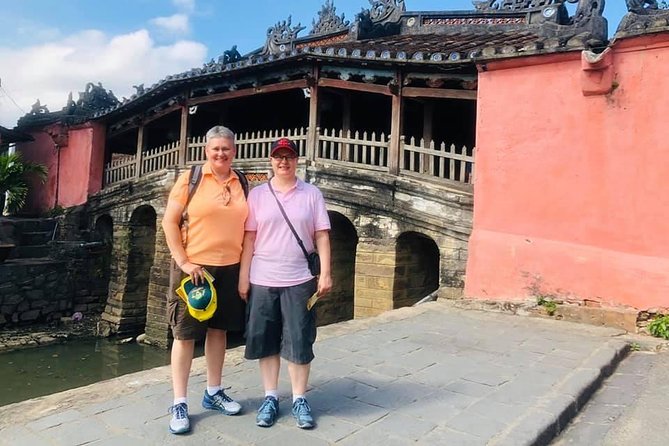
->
xmin=239 ymin=137 xmax=332 ymax=430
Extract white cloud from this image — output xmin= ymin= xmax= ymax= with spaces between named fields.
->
xmin=173 ymin=0 xmax=196 ymax=13
xmin=0 ymin=28 xmax=207 ymax=127
xmin=150 ymin=14 xmax=190 ymax=35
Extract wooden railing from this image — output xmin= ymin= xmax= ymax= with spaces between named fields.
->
xmin=103 ymin=128 xmax=475 ymax=187
xmin=187 ymin=128 xmax=308 ymax=164
xmin=316 ymin=128 xmax=389 ymax=171
xmin=141 ymin=141 xmax=180 ymax=175
xmin=401 ymin=137 xmax=475 ymax=184
xmin=104 ymin=155 xmax=136 ymax=185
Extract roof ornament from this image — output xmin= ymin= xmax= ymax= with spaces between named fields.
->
xmin=625 ymin=0 xmax=659 ymax=12
xmin=310 ymin=0 xmax=350 ymax=35
xmin=366 ymin=0 xmax=406 ymax=23
xmin=77 ymin=82 xmax=120 ymax=111
xmin=261 ymin=16 xmax=306 ymax=56
xmin=571 ymin=0 xmax=605 ymax=25
xmin=29 ymin=99 xmax=49 ymax=115
xmin=354 ymin=0 xmax=405 ymax=39
xmin=221 ymin=45 xmax=242 ymax=64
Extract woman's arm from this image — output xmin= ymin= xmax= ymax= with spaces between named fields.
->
xmin=314 ymin=229 xmax=332 ymax=296
xmin=162 ymin=200 xmax=203 ymax=282
xmin=238 ymin=230 xmax=256 ymax=302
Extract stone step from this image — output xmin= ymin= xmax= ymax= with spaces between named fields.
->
xmin=9 ymin=245 xmax=50 ymax=259
xmin=20 ymin=231 xmax=53 ymax=246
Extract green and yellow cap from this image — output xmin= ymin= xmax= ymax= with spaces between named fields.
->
xmin=175 ymin=273 xmax=217 ymax=322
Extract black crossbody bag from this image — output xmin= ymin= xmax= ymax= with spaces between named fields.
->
xmin=267 ymin=181 xmax=321 ymax=277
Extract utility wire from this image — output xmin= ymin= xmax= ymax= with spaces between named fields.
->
xmin=0 ymin=77 xmax=27 ymax=115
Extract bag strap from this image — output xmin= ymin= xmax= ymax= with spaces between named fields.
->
xmin=180 ymin=164 xmax=203 ymax=227
xmin=267 ymin=181 xmax=310 ymax=260
xmin=233 ymin=168 xmax=249 ymax=198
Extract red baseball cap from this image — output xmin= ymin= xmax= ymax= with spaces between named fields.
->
xmin=270 ymin=138 xmax=298 ymax=157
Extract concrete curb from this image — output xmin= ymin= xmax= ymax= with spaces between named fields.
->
xmin=489 ymin=340 xmax=630 ymax=446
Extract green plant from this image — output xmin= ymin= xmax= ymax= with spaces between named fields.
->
xmin=537 ymin=296 xmax=558 ymax=316
xmin=648 ymin=315 xmax=669 ymax=340
xmin=629 ymin=342 xmax=641 ymax=352
xmin=0 ymin=152 xmax=48 ymax=214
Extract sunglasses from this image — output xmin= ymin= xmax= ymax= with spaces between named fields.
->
xmin=271 ymin=154 xmax=297 ymax=161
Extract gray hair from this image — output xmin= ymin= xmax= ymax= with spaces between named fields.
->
xmin=205 ymin=125 xmax=235 ymax=145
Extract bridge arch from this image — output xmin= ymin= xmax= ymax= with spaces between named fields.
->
xmin=394 ymin=231 xmax=440 ymax=308
xmin=319 ymin=211 xmax=358 ymax=325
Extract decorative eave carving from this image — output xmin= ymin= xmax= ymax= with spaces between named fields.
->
xmin=311 ymin=0 xmax=350 ymax=36
xmin=473 ymin=0 xmax=566 ymax=11
xmin=260 ymin=16 xmax=306 ymax=56
xmin=626 ymin=0 xmax=659 ymax=13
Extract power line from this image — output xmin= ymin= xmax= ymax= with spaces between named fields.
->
xmin=0 ymin=77 xmax=27 ymax=115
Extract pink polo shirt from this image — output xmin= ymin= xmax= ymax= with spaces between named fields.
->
xmin=246 ymin=178 xmax=330 ymax=287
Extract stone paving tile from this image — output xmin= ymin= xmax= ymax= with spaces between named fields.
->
xmin=315 ymin=377 xmax=377 ymax=400
xmin=25 ymin=409 xmax=84 ymax=431
xmin=444 ymin=378 xmax=496 ymax=398
xmin=444 ymin=409 xmax=510 ymax=441
xmin=256 ymin=428 xmax=331 ymax=446
xmin=325 ymin=398 xmax=390 ymax=426
xmin=302 ymin=412 xmax=362 ymax=443
xmin=369 ymin=412 xmax=437 ymax=441
xmin=355 ymin=379 xmax=436 ymax=410
xmin=417 ymin=426 xmax=489 ymax=446
xmin=45 ymin=417 xmax=111 ymax=446
xmin=336 ymin=424 xmax=412 ymax=446
xmin=3 ymin=425 xmax=52 ymax=446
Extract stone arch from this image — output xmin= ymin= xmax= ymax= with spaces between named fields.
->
xmin=393 ymin=231 xmax=440 ymax=308
xmin=318 ymin=211 xmax=358 ymax=325
xmin=90 ymin=214 xmax=114 ymax=312
xmin=121 ymin=205 xmax=157 ymax=335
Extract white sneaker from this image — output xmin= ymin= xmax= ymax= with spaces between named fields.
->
xmin=168 ymin=403 xmax=190 ymax=434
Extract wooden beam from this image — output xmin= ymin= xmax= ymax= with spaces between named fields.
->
xmin=188 ymin=79 xmax=309 ymax=106
xmin=179 ymin=106 xmax=188 ymax=167
xmin=402 ymin=87 xmax=477 ymax=100
xmin=318 ymin=78 xmax=392 ymax=96
xmin=143 ymin=104 xmax=181 ymax=125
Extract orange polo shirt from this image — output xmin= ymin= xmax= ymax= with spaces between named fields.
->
xmin=169 ymin=163 xmax=248 ymax=266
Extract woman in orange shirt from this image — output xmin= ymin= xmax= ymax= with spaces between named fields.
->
xmin=162 ymin=125 xmax=248 ymax=434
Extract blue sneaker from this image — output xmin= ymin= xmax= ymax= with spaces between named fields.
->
xmin=292 ymin=397 xmax=314 ymax=429
xmin=202 ymin=389 xmax=242 ymax=415
xmin=256 ymin=396 xmax=279 ymax=427
xmin=168 ymin=402 xmax=190 ymax=434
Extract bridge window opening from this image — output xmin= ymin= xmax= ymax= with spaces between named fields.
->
xmin=393 ymin=232 xmax=440 ymax=308
xmin=144 ymin=111 xmax=181 ymax=151
xmin=320 ymin=211 xmax=358 ymax=325
xmin=121 ymin=205 xmax=157 ymax=336
xmin=105 ymin=127 xmax=138 ymax=165
xmin=320 ymin=89 xmax=391 ymax=136
xmin=191 ymin=90 xmax=309 ymax=138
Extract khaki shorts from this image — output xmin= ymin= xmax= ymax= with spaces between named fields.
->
xmin=168 ymin=263 xmax=246 ymax=340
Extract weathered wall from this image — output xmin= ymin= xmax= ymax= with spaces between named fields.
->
xmin=0 ymin=260 xmax=70 ymax=326
xmin=466 ymin=34 xmax=669 ymax=310
xmin=16 ymin=123 xmax=105 ymax=214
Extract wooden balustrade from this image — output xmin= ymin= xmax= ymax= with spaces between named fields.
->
xmin=103 ymin=129 xmax=475 ymax=187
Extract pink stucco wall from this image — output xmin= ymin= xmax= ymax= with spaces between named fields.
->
xmin=465 ymin=33 xmax=669 ymax=310
xmin=17 ymin=122 xmax=105 ymax=213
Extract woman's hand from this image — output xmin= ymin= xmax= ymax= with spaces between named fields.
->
xmin=238 ymin=277 xmax=250 ymax=302
xmin=317 ymin=273 xmax=332 ymax=297
xmin=182 ymin=262 xmax=205 ymax=285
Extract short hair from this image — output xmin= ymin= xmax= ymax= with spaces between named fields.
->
xmin=205 ymin=125 xmax=235 ymax=145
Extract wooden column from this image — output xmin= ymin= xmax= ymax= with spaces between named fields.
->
xmin=388 ymin=71 xmax=403 ymax=175
xmin=422 ymin=101 xmax=434 ymax=174
xmin=179 ymin=105 xmax=188 ymax=167
xmin=342 ymin=93 xmax=351 ymax=162
xmin=306 ymin=66 xmax=320 ymax=162
xmin=134 ymin=125 xmax=144 ymax=179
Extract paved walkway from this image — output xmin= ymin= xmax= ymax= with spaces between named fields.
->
xmin=1 ymin=301 xmax=635 ymax=446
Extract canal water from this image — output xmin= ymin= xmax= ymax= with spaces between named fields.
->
xmin=0 ymin=334 xmax=244 ymax=407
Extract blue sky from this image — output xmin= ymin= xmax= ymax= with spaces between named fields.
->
xmin=0 ymin=0 xmax=630 ymax=127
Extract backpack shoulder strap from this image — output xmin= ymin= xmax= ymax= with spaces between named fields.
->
xmin=186 ymin=164 xmax=203 ymax=207
xmin=233 ymin=168 xmax=249 ymax=198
